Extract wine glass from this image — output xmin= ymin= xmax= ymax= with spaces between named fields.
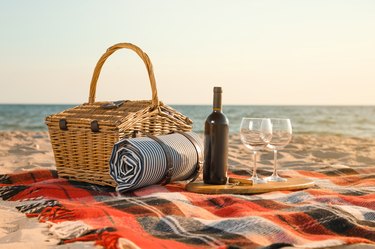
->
xmin=240 ymin=118 xmax=272 ymax=184
xmin=265 ymin=118 xmax=292 ymax=182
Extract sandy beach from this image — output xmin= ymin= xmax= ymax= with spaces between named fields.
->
xmin=2 ymin=131 xmax=375 ymax=176
xmin=1 ymin=131 xmax=375 ymax=248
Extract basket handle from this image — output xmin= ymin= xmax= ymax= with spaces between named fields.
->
xmin=88 ymin=43 xmax=159 ymax=107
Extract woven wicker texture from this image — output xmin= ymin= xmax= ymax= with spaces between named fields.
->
xmin=45 ymin=43 xmax=192 ymax=186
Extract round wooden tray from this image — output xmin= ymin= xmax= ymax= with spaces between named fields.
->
xmin=186 ymin=177 xmax=314 ymax=195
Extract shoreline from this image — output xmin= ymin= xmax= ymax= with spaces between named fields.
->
xmin=1 ymin=105 xmax=375 ymax=138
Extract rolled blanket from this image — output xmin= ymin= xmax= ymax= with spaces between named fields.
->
xmin=110 ymin=132 xmax=203 ymax=192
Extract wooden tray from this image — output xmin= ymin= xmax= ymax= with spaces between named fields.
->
xmin=186 ymin=177 xmax=314 ymax=194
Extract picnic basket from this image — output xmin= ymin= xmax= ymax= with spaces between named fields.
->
xmin=45 ymin=43 xmax=193 ymax=186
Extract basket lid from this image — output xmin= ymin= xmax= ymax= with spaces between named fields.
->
xmin=45 ymin=100 xmax=192 ymax=129
xmin=46 ymin=100 xmax=152 ymax=126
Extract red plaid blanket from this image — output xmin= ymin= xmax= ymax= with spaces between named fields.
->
xmin=0 ymin=168 xmax=374 ymax=249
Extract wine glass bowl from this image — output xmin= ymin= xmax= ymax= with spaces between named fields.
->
xmin=240 ymin=118 xmax=272 ymax=184
xmin=265 ymin=119 xmax=292 ymax=182
xmin=267 ymin=131 xmax=292 ymax=149
xmin=240 ymin=132 xmax=269 ymax=150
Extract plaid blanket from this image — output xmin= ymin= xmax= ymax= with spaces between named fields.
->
xmin=0 ymin=167 xmax=374 ymax=249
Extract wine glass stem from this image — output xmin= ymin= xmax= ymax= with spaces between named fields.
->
xmin=273 ymin=150 xmax=278 ymax=176
xmin=252 ymin=151 xmax=257 ymax=178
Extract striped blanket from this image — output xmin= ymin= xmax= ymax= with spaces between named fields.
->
xmin=110 ymin=132 xmax=202 ymax=192
xmin=0 ymin=165 xmax=374 ymax=249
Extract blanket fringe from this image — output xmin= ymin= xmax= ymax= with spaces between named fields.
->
xmin=0 ymin=185 xmax=27 ymax=200
xmin=36 ymin=204 xmax=120 ymax=248
xmin=16 ymin=199 xmax=60 ymax=214
xmin=98 ymin=232 xmax=121 ymax=249
xmin=39 ymin=206 xmax=77 ymax=223
xmin=48 ymin=220 xmax=92 ymax=240
xmin=19 ymin=200 xmax=121 ymax=248
xmin=0 ymin=174 xmax=12 ymax=184
xmin=61 ymin=228 xmax=119 ymax=249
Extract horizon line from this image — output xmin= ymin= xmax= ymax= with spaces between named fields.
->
xmin=0 ymin=102 xmax=374 ymax=107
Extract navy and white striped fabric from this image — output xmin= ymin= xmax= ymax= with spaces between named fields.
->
xmin=109 ymin=132 xmax=203 ymax=192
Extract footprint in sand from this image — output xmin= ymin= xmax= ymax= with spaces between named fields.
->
xmin=311 ymin=150 xmax=349 ymax=159
xmin=8 ymin=145 xmax=42 ymax=156
xmin=356 ymin=156 xmax=375 ymax=165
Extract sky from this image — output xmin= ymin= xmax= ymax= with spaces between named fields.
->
xmin=0 ymin=0 xmax=374 ymax=105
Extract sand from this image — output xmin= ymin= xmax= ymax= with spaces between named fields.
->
xmin=0 ymin=131 xmax=55 ymax=174
xmin=229 ymin=133 xmax=375 ymax=175
xmin=0 ymin=131 xmax=374 ymax=249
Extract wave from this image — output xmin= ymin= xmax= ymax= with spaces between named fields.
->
xmin=1 ymin=104 xmax=375 ymax=138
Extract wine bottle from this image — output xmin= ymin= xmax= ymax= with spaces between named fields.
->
xmin=203 ymin=86 xmax=229 ymax=185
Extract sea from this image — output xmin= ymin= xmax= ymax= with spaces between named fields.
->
xmin=0 ymin=104 xmax=374 ymax=138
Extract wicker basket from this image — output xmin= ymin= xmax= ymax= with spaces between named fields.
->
xmin=45 ymin=43 xmax=192 ymax=186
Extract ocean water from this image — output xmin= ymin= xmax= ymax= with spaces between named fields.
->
xmin=0 ymin=104 xmax=374 ymax=138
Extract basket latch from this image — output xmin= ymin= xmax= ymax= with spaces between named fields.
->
xmin=101 ymin=100 xmax=125 ymax=109
xmin=91 ymin=120 xmax=100 ymax=132
xmin=59 ymin=119 xmax=68 ymax=131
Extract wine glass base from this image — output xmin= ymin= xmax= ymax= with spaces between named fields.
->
xmin=249 ymin=176 xmax=267 ymax=184
xmin=265 ymin=175 xmax=287 ymax=182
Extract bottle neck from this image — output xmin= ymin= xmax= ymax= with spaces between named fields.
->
xmin=213 ymin=92 xmax=222 ymax=111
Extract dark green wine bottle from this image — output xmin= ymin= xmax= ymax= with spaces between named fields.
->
xmin=203 ymin=86 xmax=229 ymax=185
